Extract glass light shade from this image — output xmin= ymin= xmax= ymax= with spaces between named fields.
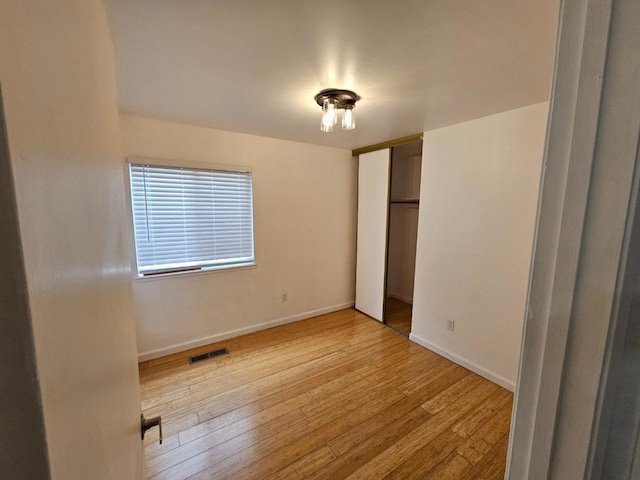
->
xmin=321 ymin=98 xmax=337 ymax=132
xmin=320 ymin=119 xmax=333 ymax=132
xmin=342 ymin=105 xmax=355 ymax=130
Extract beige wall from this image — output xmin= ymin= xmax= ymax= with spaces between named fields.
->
xmin=119 ymin=115 xmax=357 ymax=358
xmin=0 ymin=1 xmax=143 ymax=478
xmin=411 ymin=102 xmax=549 ymax=389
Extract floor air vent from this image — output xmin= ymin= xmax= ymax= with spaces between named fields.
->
xmin=189 ymin=348 xmax=229 ymax=364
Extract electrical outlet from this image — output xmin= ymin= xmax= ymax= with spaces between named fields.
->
xmin=446 ymin=319 xmax=455 ymax=332
xmin=281 ymin=293 xmax=288 ymax=303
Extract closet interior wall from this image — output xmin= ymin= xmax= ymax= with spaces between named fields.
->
xmin=385 ymin=141 xmax=422 ymax=334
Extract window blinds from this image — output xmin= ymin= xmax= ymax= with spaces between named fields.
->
xmin=129 ymin=163 xmax=255 ymax=276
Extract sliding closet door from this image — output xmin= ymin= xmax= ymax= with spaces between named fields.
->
xmin=355 ymin=148 xmax=391 ymax=321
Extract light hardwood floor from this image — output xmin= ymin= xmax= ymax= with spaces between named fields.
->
xmin=139 ymin=308 xmax=513 ymax=479
xmin=385 ymin=297 xmax=412 ymax=335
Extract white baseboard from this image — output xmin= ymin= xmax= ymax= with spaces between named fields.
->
xmin=138 ymin=301 xmax=355 ymax=362
xmin=409 ymin=333 xmax=515 ymax=392
xmin=386 ymin=292 xmax=413 ymax=304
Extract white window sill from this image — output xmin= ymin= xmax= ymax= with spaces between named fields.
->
xmin=132 ymin=262 xmax=257 ymax=283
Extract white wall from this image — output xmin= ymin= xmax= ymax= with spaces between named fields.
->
xmin=410 ymin=102 xmax=549 ymax=389
xmin=0 ymin=1 xmax=143 ymax=479
xmin=119 ymin=115 xmax=357 ymax=358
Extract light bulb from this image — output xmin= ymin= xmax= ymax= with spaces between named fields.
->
xmin=321 ymin=98 xmax=337 ymax=132
xmin=342 ymin=105 xmax=355 ymax=130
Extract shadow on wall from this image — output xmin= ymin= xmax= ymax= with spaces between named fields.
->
xmin=0 ymin=87 xmax=50 ymax=478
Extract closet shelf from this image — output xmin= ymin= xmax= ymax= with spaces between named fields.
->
xmin=390 ymin=198 xmax=420 ymax=204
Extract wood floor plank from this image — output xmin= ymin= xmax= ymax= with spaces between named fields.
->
xmin=144 ymin=412 xmax=200 ymax=447
xmin=422 ymin=373 xmax=487 ymax=414
xmin=149 ymin=408 xmax=307 ymax=479
xmin=451 ymin=388 xmax=513 ymax=438
xmin=178 ymin=391 xmax=315 ymax=445
xmin=191 ymin=378 xmax=407 ymax=479
xmin=144 ymin=434 xmax=181 ymax=460
xmin=382 ymin=428 xmax=465 ymax=480
xmin=182 ymin=332 xmax=413 ymax=424
xmin=308 ymin=406 xmax=433 ymax=480
xmin=226 ymin=392 xmax=408 ymax=480
xmin=193 ymin=353 xmax=351 ymax=422
xmin=168 ymin=351 xmax=347 ymax=418
xmin=344 ymin=378 xmax=499 ymax=479
xmin=456 ymin=401 xmax=513 ymax=465
xmin=263 ymin=446 xmax=337 ymax=480
xmin=139 ymin=308 xmax=513 ymax=480
xmin=385 ymin=297 xmax=412 ymax=334
xmin=167 ymin=327 xmax=406 ymax=411
xmin=460 ymin=431 xmax=511 ymax=479
xmin=422 ymin=452 xmax=472 ymax=479
xmin=326 ymin=366 xmax=468 ymax=459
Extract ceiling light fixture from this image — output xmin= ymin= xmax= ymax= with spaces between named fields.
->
xmin=314 ymin=88 xmax=361 ymax=132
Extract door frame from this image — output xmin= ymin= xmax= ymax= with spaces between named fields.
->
xmin=507 ymin=0 xmax=640 ymax=477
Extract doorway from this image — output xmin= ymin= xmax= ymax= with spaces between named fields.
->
xmin=384 ymin=140 xmax=422 ymax=335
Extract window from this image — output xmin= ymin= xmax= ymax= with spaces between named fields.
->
xmin=129 ymin=162 xmax=255 ymax=277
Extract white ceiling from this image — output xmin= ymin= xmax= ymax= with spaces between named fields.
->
xmin=103 ymin=0 xmax=559 ymax=151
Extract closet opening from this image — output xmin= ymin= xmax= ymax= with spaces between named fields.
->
xmin=384 ymin=140 xmax=422 ymax=335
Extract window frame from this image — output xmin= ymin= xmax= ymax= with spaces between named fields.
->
xmin=124 ymin=156 xmax=257 ymax=280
